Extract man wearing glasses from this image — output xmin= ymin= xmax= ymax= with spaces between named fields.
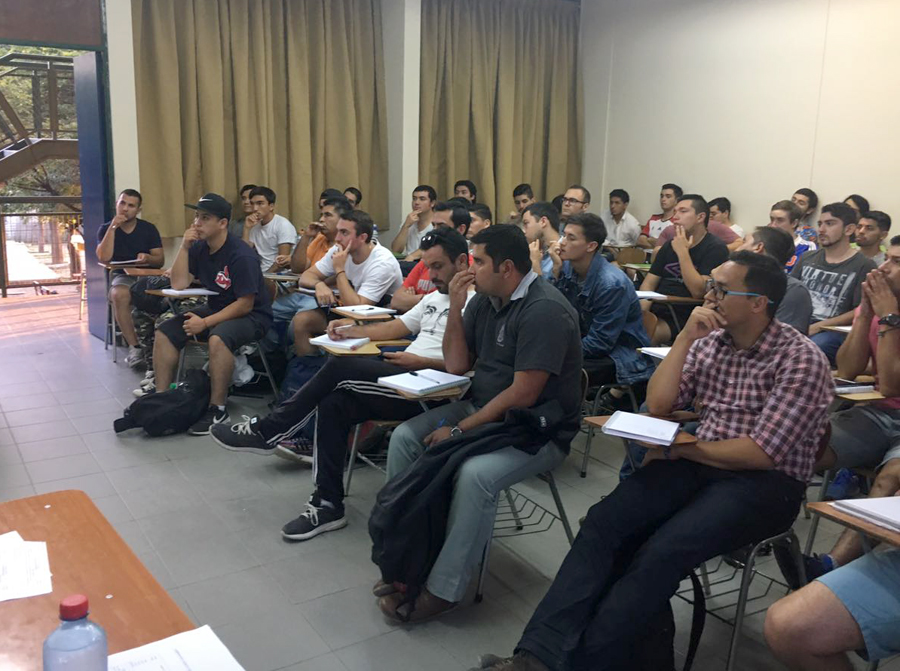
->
xmin=473 ymin=251 xmax=834 ymax=671
xmin=559 ymin=184 xmax=591 ymax=233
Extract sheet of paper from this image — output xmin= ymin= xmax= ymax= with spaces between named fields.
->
xmin=161 ymin=288 xmax=219 ymax=297
xmin=310 ymin=334 xmax=370 ymax=350
xmin=639 ymin=347 xmax=671 ymax=360
xmin=829 ymin=325 xmax=852 ymax=333
xmin=601 ymin=411 xmax=679 ymax=446
xmin=636 ymin=291 xmax=667 ymax=300
xmin=109 ymin=259 xmax=143 ymax=266
xmin=337 ymin=304 xmax=395 ymax=315
xmin=0 ymin=534 xmax=52 ymax=603
xmin=108 ymin=625 xmax=245 ymax=670
xmin=832 ymin=497 xmax=900 ymax=532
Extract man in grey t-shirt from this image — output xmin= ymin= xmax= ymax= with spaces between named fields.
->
xmin=380 ymin=224 xmax=583 ymax=623
xmin=792 ymin=203 xmax=877 ymax=362
xmin=739 ymin=227 xmax=813 ymax=334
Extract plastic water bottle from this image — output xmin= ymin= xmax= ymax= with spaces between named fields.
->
xmin=43 ymin=594 xmax=108 ymax=670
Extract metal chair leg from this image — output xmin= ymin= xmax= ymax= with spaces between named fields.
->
xmin=475 ymin=535 xmax=493 ymax=603
xmin=256 ymin=343 xmax=281 ymax=403
xmin=504 ymin=489 xmax=523 ymax=531
xmin=175 ymin=348 xmax=186 ymax=385
xmin=580 ymin=385 xmax=609 ymax=477
xmin=804 ymin=469 xmax=833 ymax=555
xmin=344 ymin=424 xmax=362 ymax=496
xmin=545 ymin=472 xmax=575 ymax=545
xmin=698 ymin=561 xmax=712 ymax=597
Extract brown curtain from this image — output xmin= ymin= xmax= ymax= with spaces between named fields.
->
xmin=419 ymin=0 xmax=582 ymax=221
xmin=132 ymin=0 xmax=388 ymax=238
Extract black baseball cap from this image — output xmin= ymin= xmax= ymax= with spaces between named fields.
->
xmin=185 ymin=193 xmax=232 ymax=220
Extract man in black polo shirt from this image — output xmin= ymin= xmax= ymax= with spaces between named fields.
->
xmin=376 ymin=224 xmax=583 ymax=623
xmin=96 ymin=188 xmax=164 ymax=367
xmin=152 ymin=193 xmax=273 ymax=435
xmin=640 ymin=194 xmax=729 ymax=344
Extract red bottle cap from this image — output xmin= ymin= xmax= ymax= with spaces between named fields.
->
xmin=59 ymin=594 xmax=89 ymax=620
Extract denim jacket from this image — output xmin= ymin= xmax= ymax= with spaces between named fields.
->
xmin=553 ymin=254 xmax=652 ymax=384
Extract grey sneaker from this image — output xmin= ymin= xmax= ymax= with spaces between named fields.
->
xmin=282 ymin=496 xmax=347 ymax=541
xmin=210 ymin=416 xmax=276 ymax=455
xmin=125 ymin=345 xmax=145 ymax=368
xmin=189 ymin=406 xmax=229 ymax=436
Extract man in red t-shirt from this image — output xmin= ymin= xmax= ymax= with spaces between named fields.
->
xmin=390 ymin=202 xmax=471 ymax=312
xmin=638 ymin=183 xmax=682 ymax=248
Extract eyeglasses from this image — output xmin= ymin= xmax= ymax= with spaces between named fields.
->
xmin=704 ymin=279 xmax=774 ymax=304
xmin=561 ymin=197 xmax=586 ymax=205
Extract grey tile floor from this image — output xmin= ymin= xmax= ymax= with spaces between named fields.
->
xmin=0 ymin=290 xmax=894 ymax=671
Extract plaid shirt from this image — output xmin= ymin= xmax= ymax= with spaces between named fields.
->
xmin=673 ymin=320 xmax=834 ymax=482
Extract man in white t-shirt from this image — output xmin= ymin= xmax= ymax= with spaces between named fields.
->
xmin=210 ymin=227 xmax=472 ymax=541
xmin=391 ymin=185 xmax=437 ymax=258
xmin=243 ymin=186 xmax=297 ymax=273
xmin=291 ymin=210 xmax=402 ymax=356
xmin=600 ymin=188 xmax=642 ymax=249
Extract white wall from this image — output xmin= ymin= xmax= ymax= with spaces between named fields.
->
xmin=104 ymin=0 xmax=141 ymax=196
xmin=580 ymin=0 xmax=900 ymax=234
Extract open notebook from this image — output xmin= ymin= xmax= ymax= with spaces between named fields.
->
xmin=337 ymin=305 xmax=396 ymax=316
xmin=310 ymin=334 xmax=370 ymax=351
xmin=601 ymin=411 xmax=680 ymax=446
xmin=377 ymin=368 xmax=469 ymax=396
xmin=161 ymin=288 xmax=219 ymax=297
xmin=832 ymin=497 xmax=900 ymax=533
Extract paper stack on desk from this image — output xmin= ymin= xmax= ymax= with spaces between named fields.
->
xmin=310 ymin=334 xmax=371 ymax=350
xmin=636 ymin=291 xmax=667 ymax=300
xmin=161 ymin=288 xmax=219 ymax=297
xmin=109 ymin=625 xmax=245 ymax=670
xmin=832 ymin=497 xmax=900 ymax=533
xmin=337 ymin=304 xmax=396 ymax=315
xmin=0 ymin=530 xmax=52 ymax=602
xmin=600 ymin=411 xmax=680 ymax=446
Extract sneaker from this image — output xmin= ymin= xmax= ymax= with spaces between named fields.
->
xmin=595 ymin=391 xmax=633 ymax=413
xmin=774 ymin=546 xmax=835 ymax=590
xmin=468 ymin=652 xmax=549 ymax=671
xmin=125 ymin=345 xmax=145 ymax=369
xmin=282 ymin=496 xmax=347 ymax=541
xmin=188 ymin=406 xmax=229 ymax=436
xmin=274 ymin=438 xmax=314 ymax=464
xmin=132 ymin=371 xmax=155 ymax=397
xmin=826 ymin=468 xmax=860 ymax=500
xmin=210 ymin=416 xmax=275 ymax=455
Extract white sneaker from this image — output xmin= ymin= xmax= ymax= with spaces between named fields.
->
xmin=125 ymin=346 xmax=145 ymax=368
xmin=132 ymin=371 xmax=155 ymax=397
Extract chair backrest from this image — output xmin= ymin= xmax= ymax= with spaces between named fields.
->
xmin=616 ymin=247 xmax=647 ymax=265
xmin=642 ymin=311 xmax=658 ymax=341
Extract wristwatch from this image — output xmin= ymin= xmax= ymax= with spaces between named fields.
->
xmin=878 ymin=314 xmax=900 ymax=328
xmin=449 ymin=425 xmax=463 ymax=438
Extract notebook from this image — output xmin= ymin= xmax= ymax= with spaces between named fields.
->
xmin=309 ymin=334 xmax=370 ymax=351
xmin=109 ymin=259 xmax=145 ymax=266
xmin=377 ymin=368 xmax=470 ymax=396
xmin=832 ymin=497 xmax=900 ymax=533
xmin=337 ymin=305 xmax=396 ymax=316
xmin=636 ymin=291 xmax=667 ymax=300
xmin=600 ymin=411 xmax=680 ymax=446
xmin=161 ymin=288 xmax=219 ymax=297
xmin=639 ymin=347 xmax=671 ymax=360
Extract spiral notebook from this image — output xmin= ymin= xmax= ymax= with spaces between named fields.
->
xmin=377 ymin=369 xmax=469 ymax=395
xmin=600 ymin=411 xmax=680 ymax=446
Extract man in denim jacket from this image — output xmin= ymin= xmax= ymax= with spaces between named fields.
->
xmin=553 ymin=212 xmax=652 ymax=390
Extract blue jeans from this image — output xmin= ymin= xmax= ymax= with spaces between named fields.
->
xmin=386 ymin=401 xmax=566 ymax=602
xmin=811 ymin=329 xmax=846 ymax=365
xmin=272 ymin=292 xmax=318 ymax=323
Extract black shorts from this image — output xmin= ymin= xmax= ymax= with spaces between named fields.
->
xmin=157 ymin=304 xmax=269 ymax=352
xmin=650 ymin=302 xmax=684 ymax=337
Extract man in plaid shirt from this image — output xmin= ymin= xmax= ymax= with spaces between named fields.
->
xmin=472 ymin=251 xmax=834 ymax=671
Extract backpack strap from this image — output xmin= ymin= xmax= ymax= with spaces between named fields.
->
xmin=682 ymin=570 xmax=706 ymax=671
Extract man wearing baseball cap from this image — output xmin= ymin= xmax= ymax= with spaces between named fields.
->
xmin=151 ymin=193 xmax=273 ymax=434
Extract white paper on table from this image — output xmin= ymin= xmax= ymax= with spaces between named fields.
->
xmin=636 ymin=291 xmax=667 ymax=300
xmin=161 ymin=288 xmax=219 ymax=297
xmin=639 ymin=347 xmax=671 ymax=360
xmin=0 ymin=534 xmax=52 ymax=602
xmin=108 ymin=625 xmax=245 ymax=671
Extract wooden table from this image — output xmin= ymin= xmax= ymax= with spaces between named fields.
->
xmin=123 ymin=267 xmax=167 ymax=277
xmin=807 ymin=501 xmax=900 ymax=549
xmin=317 ymin=339 xmax=412 ymax=356
xmin=264 ymin=273 xmax=301 ymax=283
xmin=838 ymin=390 xmax=885 ymax=402
xmin=0 ymin=491 xmax=193 ymax=669
xmin=330 ymin=306 xmax=394 ymax=322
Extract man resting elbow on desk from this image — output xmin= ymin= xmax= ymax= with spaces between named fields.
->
xmin=472 ymin=252 xmax=834 ymax=671
xmin=210 ymin=227 xmax=471 ymax=541
xmin=639 ymin=195 xmax=729 ymax=345
xmin=292 ymin=210 xmax=402 ymax=357
xmin=152 ymin=193 xmax=273 ymax=436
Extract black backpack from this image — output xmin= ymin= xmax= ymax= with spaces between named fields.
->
xmin=113 ymin=369 xmax=211 ymax=436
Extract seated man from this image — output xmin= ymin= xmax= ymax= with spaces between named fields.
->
xmin=765 ymin=462 xmax=900 ymax=668
xmin=792 ymin=187 xmax=820 ymax=245
xmin=391 ymin=185 xmax=437 ymax=259
xmin=709 ymin=196 xmax=744 ymax=237
xmin=152 ymin=193 xmax=272 ymax=435
xmin=96 ymin=188 xmax=164 ymax=367
xmin=638 ymin=182 xmax=681 ymax=249
xmin=805 ymin=246 xmax=900 ymax=521
xmin=378 ymin=224 xmax=583 ymax=623
xmin=599 ymin=189 xmax=642 ymax=249
xmin=521 ymin=201 xmax=563 ymax=280
xmin=855 ymin=211 xmax=891 ymax=266
xmin=553 ymin=212 xmax=651 ymax=389
xmin=467 ymin=203 xmax=492 ymax=239
xmin=640 ymin=194 xmax=730 ymax=344
xmin=242 ymin=186 xmax=296 ymax=273
xmin=474 ymin=252 xmax=834 ymax=671
xmin=292 ymin=210 xmax=402 ymax=356
xmin=211 ymin=228 xmax=472 ymax=538
xmin=655 ymin=207 xmax=741 ymax=252
xmin=270 ymin=195 xmax=348 ymax=325
xmin=343 ymin=186 xmax=362 ymax=209
xmin=739 ymin=226 xmax=813 ymax=334
xmin=391 ymin=202 xmax=471 ymax=312
xmin=454 ymin=179 xmax=478 ymax=203
xmin=559 ymin=184 xmax=591 ymax=233
xmin=792 ymin=202 xmax=876 ymax=363
xmin=227 ymin=184 xmax=256 ymax=238
xmin=510 ymin=183 xmax=535 ymax=220
xmin=770 ymin=199 xmax=817 ymax=271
